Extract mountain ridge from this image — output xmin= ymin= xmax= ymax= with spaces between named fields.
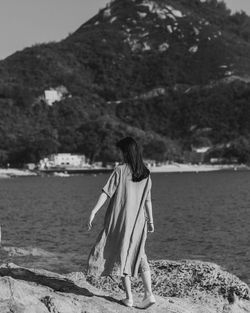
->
xmin=0 ymin=0 xmax=250 ymax=165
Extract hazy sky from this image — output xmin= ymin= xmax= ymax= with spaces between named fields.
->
xmin=0 ymin=0 xmax=249 ymax=60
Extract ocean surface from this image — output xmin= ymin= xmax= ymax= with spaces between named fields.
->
xmin=0 ymin=171 xmax=250 ymax=285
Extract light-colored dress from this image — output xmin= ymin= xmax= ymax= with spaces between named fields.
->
xmin=87 ymin=163 xmax=152 ymax=278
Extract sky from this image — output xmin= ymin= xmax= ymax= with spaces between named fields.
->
xmin=0 ymin=0 xmax=250 ymax=60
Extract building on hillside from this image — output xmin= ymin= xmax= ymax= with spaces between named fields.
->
xmin=184 ymin=146 xmax=211 ymax=164
xmin=44 ymin=85 xmax=70 ymax=106
xmin=193 ymin=147 xmax=210 ymax=154
xmin=44 ymin=90 xmax=63 ymax=106
xmin=39 ymin=153 xmax=88 ymax=169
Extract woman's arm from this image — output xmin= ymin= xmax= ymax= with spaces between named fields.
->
xmin=145 ymin=199 xmax=154 ymax=233
xmin=87 ymin=192 xmax=109 ymax=230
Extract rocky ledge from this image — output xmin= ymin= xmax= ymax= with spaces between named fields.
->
xmin=0 ymin=260 xmax=249 ymax=313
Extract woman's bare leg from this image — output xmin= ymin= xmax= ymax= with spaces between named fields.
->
xmin=141 ymin=270 xmax=153 ymax=299
xmin=121 ymin=275 xmax=133 ymax=300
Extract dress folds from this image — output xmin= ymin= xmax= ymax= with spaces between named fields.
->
xmin=87 ymin=163 xmax=152 ymax=278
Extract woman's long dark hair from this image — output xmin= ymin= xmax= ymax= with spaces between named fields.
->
xmin=116 ymin=137 xmax=150 ymax=182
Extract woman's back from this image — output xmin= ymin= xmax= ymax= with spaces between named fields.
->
xmin=88 ymin=163 xmax=152 ymax=277
xmin=103 ymin=164 xmax=151 ymax=219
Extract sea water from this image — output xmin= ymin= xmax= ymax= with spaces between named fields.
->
xmin=0 ymin=171 xmax=249 ymax=285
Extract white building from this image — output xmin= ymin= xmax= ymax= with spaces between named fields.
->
xmin=44 ymin=86 xmax=70 ymax=106
xmin=192 ymin=147 xmax=211 ymax=153
xmin=39 ymin=153 xmax=88 ymax=169
xmin=44 ymin=89 xmax=63 ymax=106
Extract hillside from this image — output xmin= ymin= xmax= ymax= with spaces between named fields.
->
xmin=0 ymin=0 xmax=250 ymax=165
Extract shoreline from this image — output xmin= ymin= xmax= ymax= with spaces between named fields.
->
xmin=0 ymin=163 xmax=249 ymax=178
xmin=149 ymin=163 xmax=249 ymax=173
xmin=0 ymin=168 xmax=37 ymax=178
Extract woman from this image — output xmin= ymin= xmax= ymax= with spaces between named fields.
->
xmin=86 ymin=137 xmax=155 ymax=309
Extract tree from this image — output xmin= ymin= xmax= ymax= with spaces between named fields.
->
xmin=76 ymin=116 xmax=118 ymax=163
xmin=143 ymin=138 xmax=181 ymax=162
xmin=223 ymin=136 xmax=250 ymax=164
xmin=8 ymin=128 xmax=59 ymax=166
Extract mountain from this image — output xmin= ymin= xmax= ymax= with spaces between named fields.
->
xmin=1 ymin=0 xmax=250 ymax=165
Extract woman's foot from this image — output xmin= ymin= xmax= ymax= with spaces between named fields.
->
xmin=121 ymin=298 xmax=134 ymax=307
xmin=138 ymin=294 xmax=156 ymax=309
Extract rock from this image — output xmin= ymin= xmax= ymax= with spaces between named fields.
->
xmin=0 ymin=261 xmax=249 ymax=313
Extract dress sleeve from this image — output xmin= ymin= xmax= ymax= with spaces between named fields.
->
xmin=145 ymin=176 xmax=152 ymax=202
xmin=102 ymin=167 xmax=120 ymax=198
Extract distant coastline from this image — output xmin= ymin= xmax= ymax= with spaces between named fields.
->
xmin=0 ymin=163 xmax=249 ymax=178
xmin=0 ymin=168 xmax=37 ymax=178
xmin=148 ymin=163 xmax=249 ymax=173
